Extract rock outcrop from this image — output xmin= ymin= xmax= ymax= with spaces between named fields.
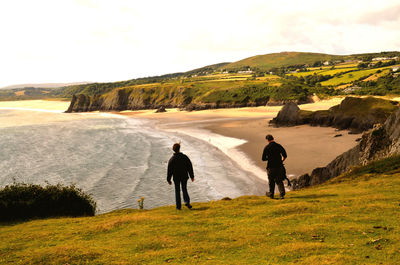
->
xmin=270 ymin=102 xmax=304 ymax=126
xmin=291 ymin=107 xmax=400 ymax=189
xmin=155 ymin=106 xmax=166 ymax=113
xmin=271 ymin=97 xmax=399 ymax=133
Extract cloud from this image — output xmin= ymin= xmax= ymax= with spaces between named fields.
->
xmin=358 ymin=4 xmax=400 ymax=25
xmin=0 ymin=0 xmax=399 ymax=86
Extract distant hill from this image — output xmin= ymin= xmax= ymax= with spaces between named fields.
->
xmin=220 ymin=51 xmax=347 ymax=71
xmin=0 ymin=82 xmax=92 ymax=90
xmin=1 ymin=51 xmax=400 ymax=105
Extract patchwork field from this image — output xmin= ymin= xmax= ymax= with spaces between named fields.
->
xmin=320 ymin=65 xmax=398 ymax=86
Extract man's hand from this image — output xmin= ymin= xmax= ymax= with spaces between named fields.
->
xmin=168 ymin=180 xmax=172 ymax=185
xmin=287 ymin=179 xmax=292 ymax=187
xmin=191 ymin=178 xmax=195 ymax=182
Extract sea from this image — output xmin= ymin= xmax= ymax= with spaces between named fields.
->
xmin=0 ymin=109 xmax=265 ymax=213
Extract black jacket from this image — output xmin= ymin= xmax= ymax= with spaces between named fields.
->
xmin=262 ymin=142 xmax=287 ymax=169
xmin=167 ymin=152 xmax=194 ymax=182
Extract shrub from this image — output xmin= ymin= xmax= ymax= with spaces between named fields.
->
xmin=0 ymin=183 xmax=96 ymax=222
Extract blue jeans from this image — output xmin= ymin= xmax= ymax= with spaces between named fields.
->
xmin=174 ymin=178 xmax=190 ymax=209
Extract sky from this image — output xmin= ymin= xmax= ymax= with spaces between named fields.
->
xmin=0 ymin=0 xmax=399 ymax=87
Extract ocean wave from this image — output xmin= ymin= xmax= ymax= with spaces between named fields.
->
xmin=0 ymin=110 xmax=265 ymax=213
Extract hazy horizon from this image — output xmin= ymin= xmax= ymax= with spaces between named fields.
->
xmin=1 ymin=0 xmax=399 ymax=88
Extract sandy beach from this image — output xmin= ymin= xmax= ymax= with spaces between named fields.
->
xmin=120 ymin=97 xmax=361 ymax=179
xmin=0 ymin=100 xmax=122 ymax=128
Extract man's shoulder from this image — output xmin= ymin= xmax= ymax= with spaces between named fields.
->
xmin=181 ymin=153 xmax=190 ymax=160
xmin=171 ymin=152 xmax=190 ymax=160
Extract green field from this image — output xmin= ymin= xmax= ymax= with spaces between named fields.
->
xmin=1 ymin=156 xmax=400 ymax=264
xmin=288 ymin=67 xmax=358 ymax=77
xmin=320 ymin=66 xmax=398 ymax=86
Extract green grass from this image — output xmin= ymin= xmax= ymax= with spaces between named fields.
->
xmin=1 ymin=157 xmax=400 ymax=264
xmin=320 ymin=66 xmax=398 ymax=86
xmin=330 ymin=96 xmax=399 ymax=118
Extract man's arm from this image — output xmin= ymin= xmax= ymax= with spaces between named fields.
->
xmin=280 ymin=145 xmax=287 ymax=161
xmin=262 ymin=146 xmax=268 ymax=161
xmin=186 ymin=156 xmax=195 ymax=180
xmin=167 ymin=158 xmax=173 ymax=184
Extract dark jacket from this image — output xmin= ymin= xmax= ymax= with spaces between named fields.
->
xmin=167 ymin=152 xmax=194 ymax=182
xmin=262 ymin=141 xmax=287 ymax=169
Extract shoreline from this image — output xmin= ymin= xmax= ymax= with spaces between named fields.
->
xmin=0 ymin=98 xmax=361 ymax=181
xmin=119 ymin=97 xmax=361 ymax=180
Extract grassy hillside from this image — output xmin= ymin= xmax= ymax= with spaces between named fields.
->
xmin=221 ymin=52 xmax=346 ymax=71
xmin=1 ymin=51 xmax=400 ymax=104
xmin=1 ymin=156 xmax=400 ymax=264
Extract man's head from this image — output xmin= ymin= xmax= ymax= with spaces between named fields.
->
xmin=172 ymin=143 xmax=181 ymax=153
xmin=266 ymin=134 xmax=274 ymax=142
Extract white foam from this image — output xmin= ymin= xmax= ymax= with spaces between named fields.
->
xmin=164 ymin=127 xmax=268 ymax=181
xmin=76 ymin=112 xmax=128 ymax=119
xmin=0 ymin=107 xmax=65 ymax=113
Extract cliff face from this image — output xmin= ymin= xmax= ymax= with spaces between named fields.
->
xmin=65 ymin=93 xmax=271 ymax=113
xmin=66 ymin=87 xmax=190 ymax=112
xmin=292 ymin=107 xmax=400 ymax=190
xmin=271 ymin=97 xmax=399 ymax=133
xmin=65 ymin=83 xmax=317 ymax=113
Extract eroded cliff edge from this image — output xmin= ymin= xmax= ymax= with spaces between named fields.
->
xmin=290 ymin=104 xmax=400 ymax=189
xmin=270 ymin=97 xmax=399 ymax=133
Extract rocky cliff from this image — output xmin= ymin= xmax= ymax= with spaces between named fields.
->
xmin=66 ymin=93 xmax=272 ymax=113
xmin=291 ymin=107 xmax=400 ymax=190
xmin=270 ymin=97 xmax=399 ymax=133
xmin=66 ymin=87 xmax=191 ymax=112
xmin=65 ymin=84 xmax=315 ymax=113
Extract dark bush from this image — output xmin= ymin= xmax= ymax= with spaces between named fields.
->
xmin=0 ymin=183 xmax=96 ymax=222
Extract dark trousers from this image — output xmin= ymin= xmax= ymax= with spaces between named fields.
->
xmin=267 ymin=167 xmax=285 ymax=197
xmin=174 ymin=178 xmax=190 ymax=209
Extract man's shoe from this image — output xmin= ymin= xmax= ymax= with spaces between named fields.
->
xmin=185 ymin=203 xmax=193 ymax=209
xmin=279 ymin=196 xmax=284 ymax=200
xmin=266 ymin=192 xmax=274 ymax=199
xmin=176 ymin=207 xmax=181 ymax=210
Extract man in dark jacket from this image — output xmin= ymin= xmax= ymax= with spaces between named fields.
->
xmin=167 ymin=143 xmax=195 ymax=210
xmin=262 ymin=134 xmax=287 ymax=199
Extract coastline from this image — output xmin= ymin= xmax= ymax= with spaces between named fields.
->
xmin=119 ymin=97 xmax=361 ymax=179
xmin=0 ymin=98 xmax=361 ymax=182
xmin=0 ymin=98 xmax=364 ymax=210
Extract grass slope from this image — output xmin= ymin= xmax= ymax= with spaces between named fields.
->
xmin=221 ymin=52 xmax=346 ymax=71
xmin=1 ymin=156 xmax=400 ymax=264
